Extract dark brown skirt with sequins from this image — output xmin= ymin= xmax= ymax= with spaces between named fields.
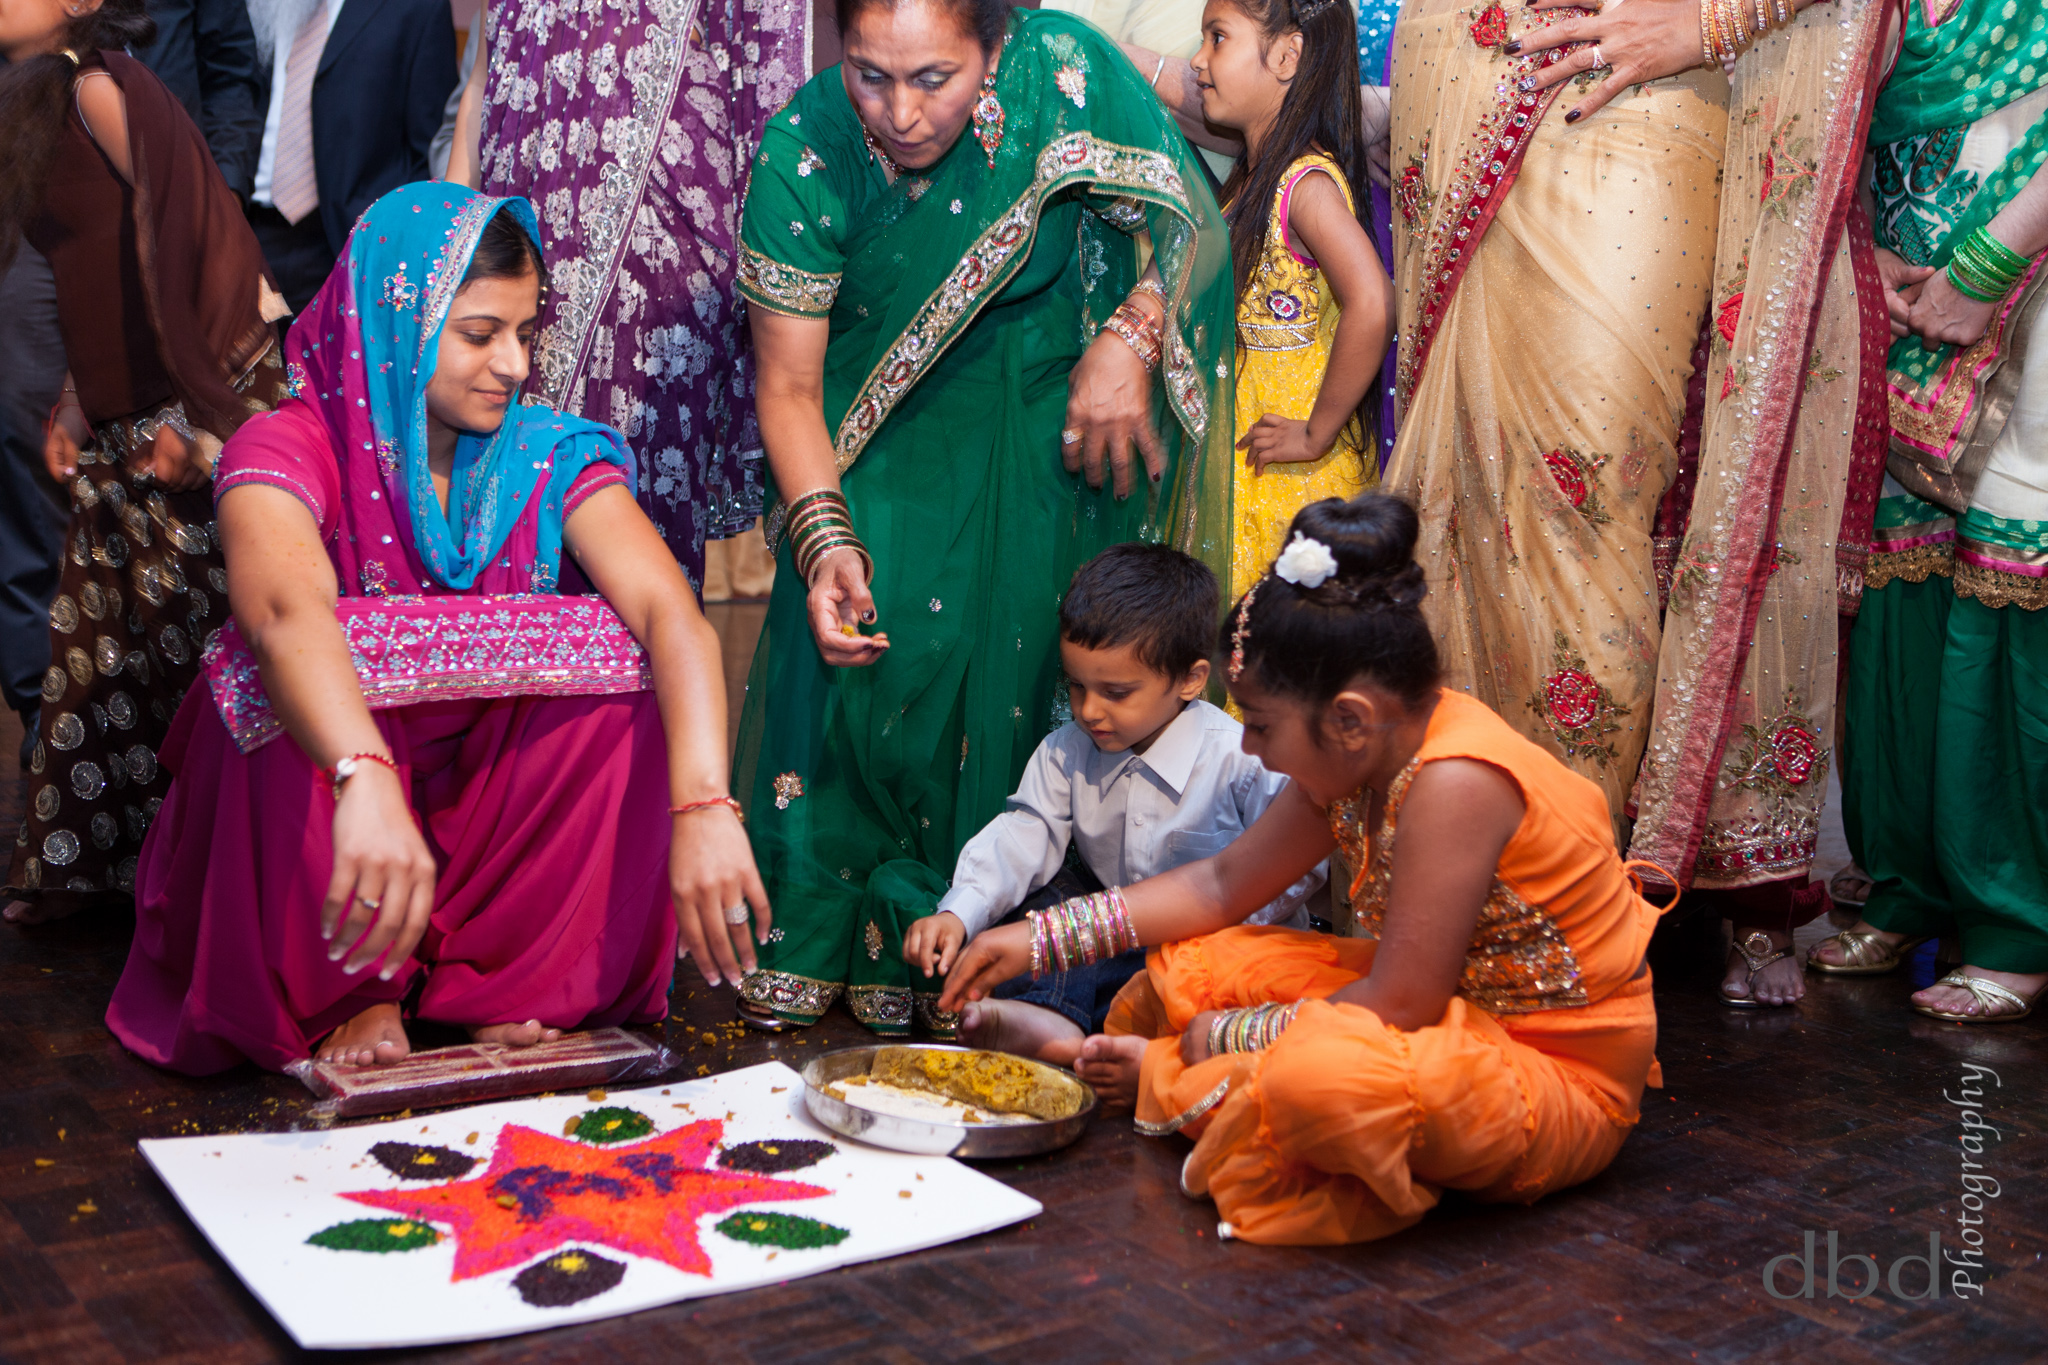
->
xmin=7 ymin=402 xmax=230 ymax=900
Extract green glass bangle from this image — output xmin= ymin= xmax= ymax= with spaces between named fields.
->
xmin=1945 ymin=260 xmax=2009 ymax=303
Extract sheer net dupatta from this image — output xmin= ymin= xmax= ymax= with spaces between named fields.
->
xmin=1627 ymin=0 xmax=1901 ymax=889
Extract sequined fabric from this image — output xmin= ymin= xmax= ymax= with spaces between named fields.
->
xmin=479 ymin=0 xmax=806 ymax=587
xmin=8 ymin=400 xmax=234 ymax=898
xmin=1338 ymin=761 xmax=1588 ymax=1014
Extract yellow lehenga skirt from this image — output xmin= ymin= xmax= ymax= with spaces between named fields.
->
xmin=1384 ymin=0 xmax=1727 ymax=818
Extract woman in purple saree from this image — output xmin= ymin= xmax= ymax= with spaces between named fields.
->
xmin=108 ymin=185 xmax=768 ymax=1074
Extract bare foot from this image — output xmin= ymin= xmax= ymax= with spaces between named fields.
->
xmin=1913 ymin=966 xmax=2047 ymax=1021
xmin=960 ymin=998 xmax=1083 ymax=1065
xmin=1722 ymin=930 xmax=1804 ymax=1006
xmin=469 ymin=1019 xmax=564 ymax=1048
xmin=316 ymin=1002 xmax=411 ymax=1066
xmin=1074 ymin=1033 xmax=1145 ymax=1110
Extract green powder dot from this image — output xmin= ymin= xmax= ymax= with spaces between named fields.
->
xmin=570 ymin=1106 xmax=655 ymax=1144
xmin=307 ymin=1218 xmax=442 ymax=1253
xmin=715 ymin=1210 xmax=851 ymax=1250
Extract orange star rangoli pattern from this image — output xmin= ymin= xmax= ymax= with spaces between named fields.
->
xmin=340 ymin=1120 xmax=829 ymax=1281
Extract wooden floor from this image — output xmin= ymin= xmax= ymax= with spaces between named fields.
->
xmin=3 ymin=602 xmax=2045 ymax=1363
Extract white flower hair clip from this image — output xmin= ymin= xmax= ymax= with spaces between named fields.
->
xmin=1273 ymin=532 xmax=1339 ymax=590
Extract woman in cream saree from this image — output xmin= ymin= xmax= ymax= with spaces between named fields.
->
xmin=1382 ymin=0 xmax=1728 ymax=819
xmin=1389 ymin=0 xmax=1901 ymax=1005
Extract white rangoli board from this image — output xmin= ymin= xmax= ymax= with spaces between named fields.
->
xmin=139 ymin=1061 xmax=1041 ymax=1350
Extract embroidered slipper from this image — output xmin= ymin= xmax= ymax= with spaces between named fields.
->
xmin=1721 ymin=931 xmax=1796 ymax=1008
xmin=1806 ymin=929 xmax=1928 ymax=975
xmin=1913 ymin=971 xmax=2043 ymax=1025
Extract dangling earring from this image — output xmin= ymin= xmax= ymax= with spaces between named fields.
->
xmin=971 ymin=59 xmax=1005 ymax=169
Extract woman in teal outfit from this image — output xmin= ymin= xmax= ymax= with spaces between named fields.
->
xmin=1811 ymin=0 xmax=2048 ymax=1022
xmin=731 ymin=0 xmax=1235 ymax=1032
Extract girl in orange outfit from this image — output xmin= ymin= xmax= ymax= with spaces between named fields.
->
xmin=941 ymin=493 xmax=1666 ymax=1245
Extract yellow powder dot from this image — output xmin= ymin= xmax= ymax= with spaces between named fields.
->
xmin=465 ymin=1132 xmax=479 ymax=1145
xmin=413 ymin=1153 xmax=437 ymax=1165
xmin=389 ymin=1223 xmax=415 ymax=1236
xmin=557 ymin=1253 xmax=589 ymax=1273
xmin=34 ymin=1158 xmax=54 ymax=1168
xmin=77 ymin=1201 xmax=97 ymax=1214
xmin=603 ymin=1119 xmax=622 ymax=1131
xmin=496 ymin=1194 xmax=519 ymax=1209
xmin=563 ymin=1116 xmax=583 ymax=1136
xmin=763 ymin=1145 xmax=779 ymax=1155
xmin=587 ymin=1090 xmax=607 ymax=1102
xmin=749 ymin=1219 xmax=768 ymax=1231
xmin=899 ymin=1190 xmax=912 ymax=1199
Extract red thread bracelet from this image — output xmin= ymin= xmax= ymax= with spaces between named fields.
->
xmin=670 ymin=795 xmax=744 ymax=822
xmin=322 ymin=751 xmax=399 ymax=799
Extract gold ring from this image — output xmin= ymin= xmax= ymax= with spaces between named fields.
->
xmin=1061 ymin=428 xmax=1083 ymax=445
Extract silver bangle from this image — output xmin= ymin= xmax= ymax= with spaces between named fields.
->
xmin=1150 ymin=53 xmax=1167 ymax=90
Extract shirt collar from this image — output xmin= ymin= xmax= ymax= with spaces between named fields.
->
xmin=1119 ymin=700 xmax=1211 ymax=798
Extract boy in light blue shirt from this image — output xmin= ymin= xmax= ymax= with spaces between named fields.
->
xmin=903 ymin=543 xmax=1323 ymax=1066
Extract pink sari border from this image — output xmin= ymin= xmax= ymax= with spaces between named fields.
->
xmin=1956 ymin=546 xmax=2048 ymax=578
xmin=1872 ymin=528 xmax=1956 ymax=553
xmin=203 ymin=594 xmax=653 ymax=753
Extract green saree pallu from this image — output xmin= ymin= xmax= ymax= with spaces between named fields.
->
xmin=731 ymin=11 xmax=1235 ymax=1032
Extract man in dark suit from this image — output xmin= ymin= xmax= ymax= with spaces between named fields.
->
xmin=137 ymin=0 xmax=265 ymax=200
xmin=246 ymin=0 xmax=459 ymax=310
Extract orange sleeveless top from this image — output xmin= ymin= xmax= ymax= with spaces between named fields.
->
xmin=1328 ymin=690 xmax=1660 ymax=1014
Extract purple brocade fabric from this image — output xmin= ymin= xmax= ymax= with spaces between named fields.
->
xmin=202 ymin=595 xmax=653 ymax=753
xmin=479 ymin=0 xmax=808 ymax=587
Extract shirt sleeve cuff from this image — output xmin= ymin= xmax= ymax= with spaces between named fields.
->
xmin=936 ymin=889 xmax=997 ymax=941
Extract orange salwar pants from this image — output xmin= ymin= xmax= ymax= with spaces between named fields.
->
xmin=1107 ymin=926 xmax=1660 ymax=1246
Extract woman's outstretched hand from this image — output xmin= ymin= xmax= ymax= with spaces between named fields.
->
xmin=938 ymin=920 xmax=1033 ymax=1011
xmin=323 ymin=762 xmax=439 ymax=980
xmin=806 ymin=544 xmax=889 ymax=667
xmin=1063 ymin=329 xmax=1164 ymax=500
xmin=669 ymin=805 xmax=772 ymax=988
xmin=1516 ymin=0 xmax=1716 ymax=125
xmin=43 ymin=397 xmax=86 ymax=484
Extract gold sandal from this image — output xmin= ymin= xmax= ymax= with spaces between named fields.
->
xmin=1721 ymin=931 xmax=1795 ymax=1008
xmin=1806 ymin=929 xmax=1929 ymax=976
xmin=1913 ymin=971 xmax=2043 ymax=1024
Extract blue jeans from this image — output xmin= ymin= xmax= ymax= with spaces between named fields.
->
xmin=990 ymin=865 xmax=1145 ymax=1034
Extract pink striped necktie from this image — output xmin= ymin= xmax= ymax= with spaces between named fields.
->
xmin=270 ymin=0 xmax=330 ymax=225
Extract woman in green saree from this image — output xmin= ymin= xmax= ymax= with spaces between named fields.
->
xmin=731 ymin=0 xmax=1235 ymax=1032
xmin=1808 ymin=0 xmax=2048 ymax=1023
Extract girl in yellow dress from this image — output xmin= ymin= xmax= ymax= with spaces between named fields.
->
xmin=1190 ymin=0 xmax=1393 ymax=600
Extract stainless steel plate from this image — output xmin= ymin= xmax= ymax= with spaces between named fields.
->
xmin=801 ymin=1043 xmax=1096 ymax=1159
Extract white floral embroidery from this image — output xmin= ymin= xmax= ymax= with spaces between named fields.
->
xmin=789 ymin=220 xmax=804 ymax=236
xmin=950 ymin=198 xmax=963 ymax=213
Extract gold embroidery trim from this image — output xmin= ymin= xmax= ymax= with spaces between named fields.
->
xmin=832 ymin=131 xmax=1207 ymax=474
xmin=847 ymin=983 xmax=915 ymax=1029
xmin=1954 ymin=559 xmax=2048 ymax=612
xmin=738 ymin=969 xmax=843 ymax=1019
xmin=1134 ymin=1078 xmax=1231 ymax=1136
xmin=1863 ymin=541 xmax=1955 ymax=591
xmin=737 ymin=244 xmax=842 ymax=318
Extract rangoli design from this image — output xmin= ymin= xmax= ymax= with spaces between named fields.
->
xmin=329 ymin=1119 xmax=831 ymax=1293
xmin=718 ymin=1139 xmax=836 ymax=1175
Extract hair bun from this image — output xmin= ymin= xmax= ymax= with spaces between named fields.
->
xmin=1272 ymin=494 xmax=1424 ymax=613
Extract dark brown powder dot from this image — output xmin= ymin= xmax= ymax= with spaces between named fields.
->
xmin=368 ymin=1142 xmax=477 ymax=1181
xmin=512 ymin=1249 xmax=627 ymax=1307
xmin=717 ymin=1138 xmax=836 ymax=1173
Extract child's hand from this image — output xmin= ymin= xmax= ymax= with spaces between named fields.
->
xmin=1237 ymin=415 xmax=1323 ymax=474
xmin=903 ymin=910 xmax=967 ymax=980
